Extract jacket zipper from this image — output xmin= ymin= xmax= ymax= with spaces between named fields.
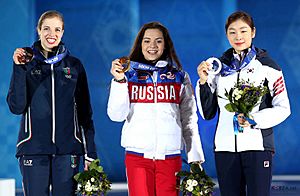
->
xmin=51 ymin=63 xmax=55 ymax=143
xmin=49 ymin=49 xmax=60 ymax=144
xmin=152 ymin=71 xmax=158 ymax=160
xmin=235 ymin=53 xmax=242 ymax=152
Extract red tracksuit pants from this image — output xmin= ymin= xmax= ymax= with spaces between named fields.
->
xmin=125 ymin=153 xmax=182 ymax=196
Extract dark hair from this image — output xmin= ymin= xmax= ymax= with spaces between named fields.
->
xmin=225 ymin=11 xmax=255 ymax=33
xmin=129 ymin=21 xmax=182 ymax=70
xmin=37 ymin=10 xmax=64 ymax=31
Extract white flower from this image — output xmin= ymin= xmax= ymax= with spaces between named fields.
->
xmin=199 ymin=190 xmax=204 ymax=195
xmin=186 ymin=179 xmax=193 ymax=186
xmin=233 ymin=89 xmax=243 ymax=100
xmin=92 ymin=185 xmax=99 ymax=191
xmin=77 ymin=183 xmax=82 ymax=191
xmin=85 ymin=181 xmax=92 ymax=192
xmin=192 ymin=180 xmax=198 ymax=186
xmin=91 ymin=185 xmax=99 ymax=191
xmin=91 ymin=177 xmax=95 ymax=182
xmin=85 ymin=186 xmax=92 ymax=192
xmin=232 ymin=88 xmax=239 ymax=96
xmin=186 ymin=185 xmax=194 ymax=192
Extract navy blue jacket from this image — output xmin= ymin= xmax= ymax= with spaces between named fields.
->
xmin=7 ymin=41 xmax=97 ymax=160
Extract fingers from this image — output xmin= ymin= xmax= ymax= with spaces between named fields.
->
xmin=111 ymin=58 xmax=122 ymax=72
xmin=237 ymin=114 xmax=250 ymax=127
xmin=197 ymin=61 xmax=210 ymax=84
xmin=197 ymin=61 xmax=211 ymax=73
xmin=111 ymin=58 xmax=125 ymax=80
xmin=84 ymin=160 xmax=91 ymax=171
xmin=13 ymin=48 xmax=26 ymax=64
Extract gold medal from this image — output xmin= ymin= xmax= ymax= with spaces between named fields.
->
xmin=119 ymin=56 xmax=130 ymax=73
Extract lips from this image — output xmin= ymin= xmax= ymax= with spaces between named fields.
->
xmin=147 ymin=50 xmax=158 ymax=54
xmin=235 ymin=42 xmax=244 ymax=46
xmin=46 ymin=38 xmax=56 ymax=44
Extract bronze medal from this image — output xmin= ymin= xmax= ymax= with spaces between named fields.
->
xmin=119 ymin=56 xmax=130 ymax=73
xmin=23 ymin=47 xmax=34 ymax=63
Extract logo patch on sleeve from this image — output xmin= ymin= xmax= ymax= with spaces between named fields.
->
xmin=264 ymin=161 xmax=270 ymax=168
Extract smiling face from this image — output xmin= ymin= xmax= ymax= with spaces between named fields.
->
xmin=141 ymin=28 xmax=165 ymax=62
xmin=38 ymin=16 xmax=64 ymax=52
xmin=226 ymin=19 xmax=255 ymax=53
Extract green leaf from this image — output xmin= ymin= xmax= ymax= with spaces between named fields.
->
xmin=176 ymin=171 xmax=190 ymax=177
xmin=239 ymin=103 xmax=248 ymax=114
xmin=73 ymin=158 xmax=112 ymax=195
xmin=88 ymin=159 xmax=100 ymax=171
xmin=225 ymin=104 xmax=235 ymax=112
xmin=95 ymin=166 xmax=104 ymax=173
xmin=73 ymin=173 xmax=80 ymax=181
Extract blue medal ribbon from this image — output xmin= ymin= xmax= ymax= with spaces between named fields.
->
xmin=244 ymin=116 xmax=256 ymax=126
xmin=130 ymin=60 xmax=168 ymax=71
xmin=233 ymin=113 xmax=243 ymax=135
xmin=44 ymin=52 xmax=67 ymax=64
xmin=32 ymin=45 xmax=68 ymax=64
xmin=233 ymin=113 xmax=257 ymax=135
xmin=221 ymin=45 xmax=257 ymax=76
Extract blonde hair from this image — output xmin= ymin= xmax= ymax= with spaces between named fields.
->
xmin=37 ymin=10 xmax=64 ymax=31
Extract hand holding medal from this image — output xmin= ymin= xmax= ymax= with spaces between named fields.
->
xmin=13 ymin=47 xmax=34 ymax=64
xmin=205 ymin=57 xmax=222 ymax=75
xmin=110 ymin=56 xmax=130 ymax=82
xmin=119 ymin=56 xmax=130 ymax=73
xmin=197 ymin=57 xmax=222 ymax=85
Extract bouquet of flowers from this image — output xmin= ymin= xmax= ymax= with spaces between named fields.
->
xmin=74 ymin=159 xmax=111 ymax=196
xmin=176 ymin=163 xmax=215 ymax=196
xmin=220 ymin=79 xmax=269 ymax=134
xmin=222 ymin=78 xmax=268 ymax=118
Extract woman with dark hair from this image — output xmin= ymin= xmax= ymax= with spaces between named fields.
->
xmin=196 ymin=11 xmax=290 ymax=196
xmin=7 ymin=10 xmax=97 ymax=196
xmin=107 ymin=21 xmax=205 ymax=196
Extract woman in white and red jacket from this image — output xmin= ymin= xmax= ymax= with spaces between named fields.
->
xmin=107 ymin=22 xmax=204 ymax=196
xmin=196 ymin=11 xmax=290 ymax=196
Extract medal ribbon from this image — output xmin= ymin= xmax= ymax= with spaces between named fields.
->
xmin=130 ymin=60 xmax=168 ymax=71
xmin=44 ymin=52 xmax=67 ymax=64
xmin=33 ymin=47 xmax=68 ymax=64
xmin=233 ymin=113 xmax=257 ymax=135
xmin=221 ymin=45 xmax=256 ymax=76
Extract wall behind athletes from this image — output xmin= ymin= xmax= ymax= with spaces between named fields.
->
xmin=1 ymin=0 xmax=299 ymax=188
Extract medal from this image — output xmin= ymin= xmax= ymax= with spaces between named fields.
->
xmin=206 ymin=57 xmax=222 ymax=75
xmin=119 ymin=56 xmax=130 ymax=73
xmin=22 ymin=47 xmax=34 ymax=63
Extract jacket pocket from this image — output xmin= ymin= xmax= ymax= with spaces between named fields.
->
xmin=74 ymin=102 xmax=82 ymax=143
xmin=17 ymin=107 xmax=32 ymax=147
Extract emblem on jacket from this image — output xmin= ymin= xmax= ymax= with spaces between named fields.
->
xmin=31 ymin=69 xmax=41 ymax=75
xmin=23 ymin=159 xmax=33 ymax=166
xmin=160 ymin=72 xmax=175 ymax=80
xmin=247 ymin=68 xmax=254 ymax=73
xmin=63 ymin=67 xmax=72 ymax=79
xmin=263 ymin=160 xmax=270 ymax=168
xmin=70 ymin=155 xmax=78 ymax=168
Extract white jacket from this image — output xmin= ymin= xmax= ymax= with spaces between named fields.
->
xmin=196 ymin=47 xmax=291 ymax=152
xmin=108 ymin=67 xmax=204 ymax=163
